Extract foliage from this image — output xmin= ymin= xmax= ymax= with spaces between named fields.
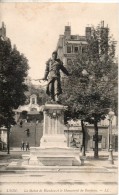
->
xmin=62 ymin=25 xmax=117 ymax=123
xmin=25 ymin=84 xmax=48 ymax=105
xmin=0 ymin=38 xmax=29 ymax=127
xmin=61 ymin=23 xmax=118 ymax=157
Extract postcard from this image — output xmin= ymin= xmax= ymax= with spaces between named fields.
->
xmin=0 ymin=1 xmax=118 ymax=194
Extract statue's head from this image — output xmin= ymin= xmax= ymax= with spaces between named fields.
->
xmin=52 ymin=51 xmax=57 ymax=60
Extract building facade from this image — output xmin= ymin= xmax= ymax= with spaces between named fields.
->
xmin=56 ymin=25 xmax=88 ymax=74
xmin=64 ymin=116 xmax=118 ymax=151
xmin=14 ymin=94 xmax=43 ymax=123
xmin=56 ymin=22 xmax=108 ymax=77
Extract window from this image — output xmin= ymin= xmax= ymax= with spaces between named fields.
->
xmin=71 ymin=35 xmax=78 ymax=40
xmin=32 ymin=98 xmax=35 ymax=104
xmin=74 ymin=47 xmax=78 ymax=53
xmin=67 ymin=59 xmax=72 ymax=66
xmin=67 ymin=46 xmax=71 ymax=53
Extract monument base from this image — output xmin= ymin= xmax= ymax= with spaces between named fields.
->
xmin=40 ymin=104 xmax=68 ymax=148
xmin=22 ymin=103 xmax=82 ymax=166
xmin=22 ymin=147 xmax=81 ymax=166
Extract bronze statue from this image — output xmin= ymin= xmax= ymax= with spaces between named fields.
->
xmin=42 ymin=51 xmax=70 ymax=103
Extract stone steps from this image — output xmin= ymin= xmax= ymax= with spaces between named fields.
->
xmin=3 ymin=163 xmax=113 ymax=173
xmin=1 ymin=169 xmax=111 ymax=174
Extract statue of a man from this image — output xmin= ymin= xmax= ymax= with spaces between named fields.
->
xmin=43 ymin=51 xmax=70 ymax=103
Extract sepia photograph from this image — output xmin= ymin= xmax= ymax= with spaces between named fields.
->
xmin=0 ymin=1 xmax=118 ymax=194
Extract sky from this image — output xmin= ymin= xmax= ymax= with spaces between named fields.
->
xmin=0 ymin=3 xmax=118 ymax=84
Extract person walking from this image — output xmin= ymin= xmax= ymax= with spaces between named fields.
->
xmin=27 ymin=142 xmax=30 ymax=150
xmin=21 ymin=141 xmax=25 ymax=151
xmin=25 ymin=141 xmax=29 ymax=151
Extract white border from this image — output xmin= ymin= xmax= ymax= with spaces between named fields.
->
xmin=0 ymin=0 xmax=119 ymax=3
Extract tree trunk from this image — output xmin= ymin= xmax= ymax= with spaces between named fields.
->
xmin=94 ymin=120 xmax=98 ymax=158
xmin=81 ymin=120 xmax=86 ymax=156
xmin=7 ymin=125 xmax=10 ymax=154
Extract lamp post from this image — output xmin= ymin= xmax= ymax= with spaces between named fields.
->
xmin=108 ymin=110 xmax=114 ymax=164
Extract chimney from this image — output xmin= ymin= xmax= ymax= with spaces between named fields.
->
xmin=85 ymin=27 xmax=91 ymax=39
xmin=64 ymin=26 xmax=71 ymax=39
xmin=101 ymin=20 xmax=104 ymax=28
xmin=1 ymin=22 xmax=6 ymax=38
xmin=2 ymin=22 xmax=5 ymax=28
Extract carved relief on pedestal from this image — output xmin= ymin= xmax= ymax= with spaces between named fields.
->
xmin=45 ymin=109 xmax=64 ymax=119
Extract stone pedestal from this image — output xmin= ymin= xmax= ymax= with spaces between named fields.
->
xmin=28 ymin=147 xmax=81 ymax=166
xmin=23 ymin=104 xmax=81 ymax=166
xmin=40 ymin=104 xmax=67 ymax=148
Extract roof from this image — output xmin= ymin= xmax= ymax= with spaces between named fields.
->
xmin=66 ymin=40 xmax=87 ymax=45
xmin=70 ymin=35 xmax=87 ymax=41
xmin=27 ymin=111 xmax=40 ymax=115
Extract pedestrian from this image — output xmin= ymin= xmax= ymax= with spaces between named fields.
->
xmin=27 ymin=142 xmax=30 ymax=150
xmin=25 ymin=141 xmax=28 ymax=151
xmin=25 ymin=141 xmax=29 ymax=151
xmin=21 ymin=141 xmax=25 ymax=151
